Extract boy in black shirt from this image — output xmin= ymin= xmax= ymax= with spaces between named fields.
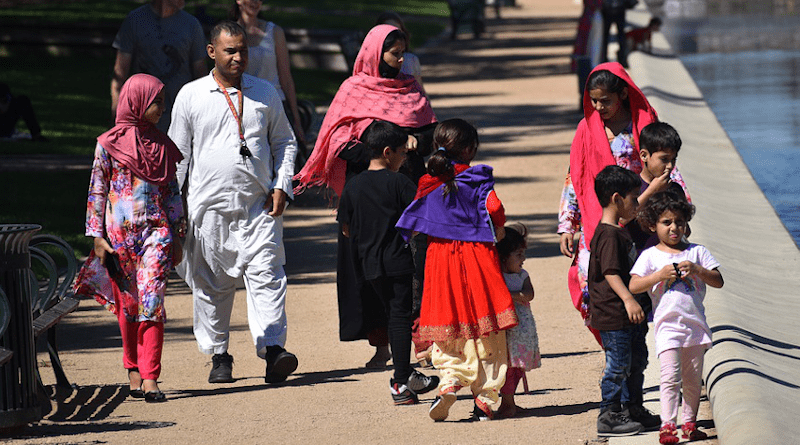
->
xmin=629 ymin=122 xmax=689 ymax=253
xmin=589 ymin=165 xmax=650 ymax=436
xmin=337 ymin=120 xmax=439 ymax=405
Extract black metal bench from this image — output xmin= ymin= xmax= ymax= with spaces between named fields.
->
xmin=285 ymin=27 xmax=364 ymax=73
xmin=0 ymin=289 xmax=12 ymax=366
xmin=28 ymin=235 xmax=80 ymax=392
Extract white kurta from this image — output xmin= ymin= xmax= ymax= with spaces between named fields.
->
xmin=169 ymin=72 xmax=297 ymax=355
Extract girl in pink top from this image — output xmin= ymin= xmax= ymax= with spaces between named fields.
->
xmin=629 ymin=191 xmax=724 ymax=443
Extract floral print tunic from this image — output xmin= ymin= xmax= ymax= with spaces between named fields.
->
xmin=557 ymin=124 xmax=689 ymax=324
xmin=75 ymin=143 xmax=183 ymax=322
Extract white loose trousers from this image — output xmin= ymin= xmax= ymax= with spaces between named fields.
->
xmin=187 ymin=218 xmax=288 ymax=355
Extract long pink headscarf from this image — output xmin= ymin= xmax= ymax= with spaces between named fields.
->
xmin=97 ymin=73 xmax=182 ymax=186
xmin=570 ymin=62 xmax=657 ymax=247
xmin=293 ymin=24 xmax=437 ymax=196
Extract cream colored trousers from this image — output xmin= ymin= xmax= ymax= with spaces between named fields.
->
xmin=432 ymin=331 xmax=508 ymax=406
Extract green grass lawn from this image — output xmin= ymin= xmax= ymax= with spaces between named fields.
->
xmin=0 ymin=171 xmax=93 ymax=254
xmin=0 ymin=48 xmax=348 ymax=156
xmin=0 ymin=0 xmax=450 ymax=24
xmin=0 ymin=0 xmax=446 ymax=249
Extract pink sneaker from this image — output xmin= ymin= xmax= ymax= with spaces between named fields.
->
xmin=682 ymin=421 xmax=708 ymax=441
xmin=659 ymin=422 xmax=680 ymax=444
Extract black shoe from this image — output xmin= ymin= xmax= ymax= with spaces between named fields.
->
xmin=264 ymin=345 xmax=298 ymax=383
xmin=129 ymin=388 xmax=145 ymax=399
xmin=471 ymin=402 xmax=493 ymax=421
xmin=208 ymin=352 xmax=234 ymax=383
xmin=144 ymin=390 xmax=167 ymax=403
xmin=597 ymin=409 xmax=643 ymax=436
xmin=407 ymin=369 xmax=439 ymax=395
xmin=390 ymin=380 xmax=419 ymax=405
xmin=127 ymin=368 xmax=145 ymax=398
xmin=624 ymin=404 xmax=661 ymax=431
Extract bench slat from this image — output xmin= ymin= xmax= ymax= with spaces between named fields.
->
xmin=32 ymin=297 xmax=79 ymax=338
xmin=0 ymin=348 xmax=12 ymax=366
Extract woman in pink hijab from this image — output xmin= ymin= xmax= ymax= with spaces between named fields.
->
xmin=294 ymin=24 xmax=437 ymax=368
xmin=294 ymin=24 xmax=437 ymax=196
xmin=74 ymin=73 xmax=184 ymax=403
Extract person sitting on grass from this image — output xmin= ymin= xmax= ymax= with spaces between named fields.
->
xmin=0 ymin=82 xmax=47 ymax=142
xmin=337 ymin=120 xmax=439 ymax=405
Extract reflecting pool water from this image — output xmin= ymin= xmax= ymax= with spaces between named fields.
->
xmin=681 ymin=50 xmax=800 ymax=248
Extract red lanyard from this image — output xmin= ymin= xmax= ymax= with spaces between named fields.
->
xmin=213 ymin=71 xmax=251 ymax=156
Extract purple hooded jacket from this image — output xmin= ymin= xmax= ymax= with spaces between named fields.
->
xmin=396 ymin=164 xmax=497 ymax=243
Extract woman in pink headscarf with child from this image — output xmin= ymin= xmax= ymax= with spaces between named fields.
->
xmin=294 ymin=24 xmax=437 ymax=368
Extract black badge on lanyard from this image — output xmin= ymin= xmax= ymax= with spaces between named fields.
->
xmin=240 ymin=139 xmax=252 ymax=158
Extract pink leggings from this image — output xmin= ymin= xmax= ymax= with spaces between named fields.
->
xmin=658 ymin=345 xmax=705 ymax=425
xmin=118 ymin=309 xmax=164 ymax=380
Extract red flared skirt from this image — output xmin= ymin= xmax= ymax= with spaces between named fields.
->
xmin=419 ymin=237 xmax=518 ymax=342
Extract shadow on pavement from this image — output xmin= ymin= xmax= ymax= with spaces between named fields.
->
xmin=516 ymin=400 xmax=600 ymax=418
xmin=166 ymin=365 xmax=390 ymax=400
xmin=4 ymin=384 xmax=173 ymax=442
xmin=13 ymin=419 xmax=175 ymax=441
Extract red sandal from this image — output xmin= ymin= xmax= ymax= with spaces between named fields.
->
xmin=659 ymin=422 xmax=680 ymax=444
xmin=682 ymin=421 xmax=708 ymax=441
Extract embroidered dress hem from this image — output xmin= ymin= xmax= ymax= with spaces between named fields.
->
xmin=419 ymin=307 xmax=518 ymax=342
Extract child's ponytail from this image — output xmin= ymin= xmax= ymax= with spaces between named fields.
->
xmin=427 ymin=147 xmax=456 ymax=195
xmin=428 ymin=119 xmax=479 ymax=196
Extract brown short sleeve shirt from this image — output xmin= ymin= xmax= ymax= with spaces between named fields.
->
xmin=588 ymin=223 xmax=637 ymax=331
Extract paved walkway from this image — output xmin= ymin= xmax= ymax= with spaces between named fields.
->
xmin=4 ymin=1 xmax=725 ymax=444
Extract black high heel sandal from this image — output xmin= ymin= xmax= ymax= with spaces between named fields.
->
xmin=144 ymin=390 xmax=167 ymax=403
xmin=127 ymin=368 xmax=144 ymax=398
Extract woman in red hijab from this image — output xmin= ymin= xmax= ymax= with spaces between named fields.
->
xmin=294 ymin=24 xmax=437 ymax=369
xmin=74 ymin=73 xmax=184 ymax=402
xmin=557 ymin=63 xmax=689 ymax=345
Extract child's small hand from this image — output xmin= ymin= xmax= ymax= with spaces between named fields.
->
xmin=495 ymin=225 xmax=505 ymax=241
xmin=406 ymin=135 xmax=418 ymax=151
xmin=625 ymin=299 xmax=645 ymax=324
xmin=656 ymin=263 xmax=679 ymax=282
xmin=511 ymin=291 xmax=532 ymax=304
xmin=650 ymin=169 xmax=671 ymax=192
xmin=676 ymin=260 xmax=700 ymax=278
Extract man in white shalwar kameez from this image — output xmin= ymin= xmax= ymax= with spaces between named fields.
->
xmin=169 ymin=20 xmax=298 ymax=384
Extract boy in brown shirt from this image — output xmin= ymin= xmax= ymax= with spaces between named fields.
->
xmin=588 ymin=165 xmax=658 ymax=436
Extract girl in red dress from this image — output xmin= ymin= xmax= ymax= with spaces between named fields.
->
xmin=396 ymin=119 xmax=517 ymax=421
